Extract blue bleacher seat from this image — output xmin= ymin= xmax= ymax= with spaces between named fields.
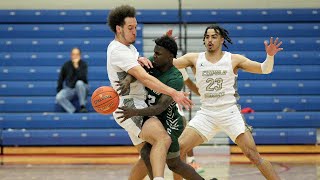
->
xmin=0 ymin=80 xmax=318 ymax=96
xmin=2 ymin=129 xmax=132 ymax=146
xmin=1 ymin=65 xmax=318 ymax=81
xmin=215 ymin=23 xmax=320 ymax=37
xmin=244 ymin=112 xmax=320 ymax=128
xmin=229 ymin=128 xmax=316 ymax=145
xmin=0 ymin=96 xmax=319 ymax=112
xmin=1 ymin=23 xmax=319 ymax=38
xmin=1 ymin=112 xmax=319 ymax=129
xmin=0 ymin=8 xmax=319 ymax=146
xmin=233 ymin=51 xmax=320 ymax=65
xmin=0 ymin=38 xmax=143 ymax=52
xmin=0 ymin=9 xmax=319 ymax=23
xmin=0 ymin=52 xmax=108 ymax=66
xmin=224 ymin=37 xmax=320 ymax=51
xmin=182 ymin=9 xmax=320 ymax=23
xmin=0 ymin=113 xmax=120 ymax=129
xmin=1 ymin=51 xmax=319 ymax=66
xmin=239 ymin=96 xmax=320 ymax=111
xmin=0 ymin=37 xmax=318 ymax=52
xmin=0 ymin=24 xmax=143 ymax=38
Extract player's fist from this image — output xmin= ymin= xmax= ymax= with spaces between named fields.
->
xmin=264 ymin=37 xmax=283 ymax=56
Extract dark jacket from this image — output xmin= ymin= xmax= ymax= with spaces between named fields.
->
xmin=57 ymin=60 xmax=88 ymax=92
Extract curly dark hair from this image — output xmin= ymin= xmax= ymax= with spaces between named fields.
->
xmin=154 ymin=35 xmax=178 ymax=58
xmin=203 ymin=24 xmax=233 ymax=49
xmin=107 ymin=5 xmax=136 ymax=33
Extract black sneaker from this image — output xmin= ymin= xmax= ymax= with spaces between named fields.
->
xmin=210 ymin=178 xmax=218 ymax=180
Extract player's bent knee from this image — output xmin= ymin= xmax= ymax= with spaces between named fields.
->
xmin=166 ymin=158 xmax=180 ymax=171
xmin=154 ymin=131 xmax=172 ymax=145
xmin=161 ymin=133 xmax=172 ymax=148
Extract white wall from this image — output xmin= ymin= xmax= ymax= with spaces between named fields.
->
xmin=0 ymin=0 xmax=319 ymax=9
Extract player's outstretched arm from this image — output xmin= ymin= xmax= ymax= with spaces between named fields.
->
xmin=115 ymin=74 xmax=136 ymax=95
xmin=178 ymin=68 xmax=200 ymax=96
xmin=127 ymin=66 xmax=192 ymax=110
xmin=235 ymin=37 xmax=283 ymax=74
xmin=115 ymin=95 xmax=173 ymax=122
xmin=173 ymin=53 xmax=198 ymax=69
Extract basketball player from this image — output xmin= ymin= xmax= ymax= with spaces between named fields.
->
xmin=106 ymin=5 xmax=192 ymax=180
xmin=167 ymin=28 xmax=203 ymax=172
xmin=178 ymin=68 xmax=204 ymax=173
xmin=116 ymin=35 xmax=211 ymax=180
xmin=173 ymin=24 xmax=283 ymax=180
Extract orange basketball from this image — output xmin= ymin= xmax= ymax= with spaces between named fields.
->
xmin=91 ymin=86 xmax=119 ymax=115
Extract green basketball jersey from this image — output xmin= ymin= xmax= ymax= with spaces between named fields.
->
xmin=145 ymin=59 xmax=184 ymax=124
xmin=145 ymin=57 xmax=184 ymax=158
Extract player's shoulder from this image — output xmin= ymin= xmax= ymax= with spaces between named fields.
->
xmin=184 ymin=52 xmax=200 ymax=59
xmin=108 ymin=40 xmax=130 ymax=53
xmin=231 ymin=53 xmax=247 ymax=62
xmin=168 ymin=67 xmax=184 ymax=83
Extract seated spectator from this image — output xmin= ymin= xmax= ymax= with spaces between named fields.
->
xmin=56 ymin=47 xmax=89 ymax=113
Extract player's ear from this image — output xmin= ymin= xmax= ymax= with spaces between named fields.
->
xmin=116 ymin=25 xmax=121 ymax=34
xmin=221 ymin=37 xmax=224 ymax=45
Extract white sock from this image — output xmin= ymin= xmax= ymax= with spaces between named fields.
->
xmin=153 ymin=177 xmax=164 ymax=180
xmin=187 ymin=156 xmax=195 ymax=163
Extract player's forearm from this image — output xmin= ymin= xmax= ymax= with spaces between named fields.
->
xmin=140 ymin=75 xmax=176 ymax=97
xmin=131 ymin=105 xmax=166 ymax=117
xmin=178 ymin=68 xmax=200 ymax=96
xmin=261 ymin=54 xmax=274 ymax=74
xmin=184 ymin=79 xmax=200 ymax=96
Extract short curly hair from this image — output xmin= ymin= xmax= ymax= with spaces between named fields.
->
xmin=155 ymin=35 xmax=178 ymax=58
xmin=107 ymin=5 xmax=136 ymax=33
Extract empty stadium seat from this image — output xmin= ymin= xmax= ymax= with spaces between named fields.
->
xmin=1 ymin=80 xmax=318 ymax=96
xmin=1 ymin=65 xmax=318 ymax=81
xmin=143 ymin=37 xmax=320 ymax=51
xmin=0 ymin=24 xmax=143 ymax=38
xmin=244 ymin=112 xmax=320 ymax=128
xmin=0 ymin=96 xmax=319 ymax=113
xmin=2 ymin=129 xmax=132 ymax=146
xmin=0 ymin=113 xmax=119 ymax=129
xmin=1 ymin=112 xmax=319 ymax=129
xmin=185 ymin=23 xmax=320 ymax=38
xmin=3 ymin=128 xmax=316 ymax=146
xmin=1 ymin=9 xmax=319 ymax=23
xmin=229 ymin=128 xmax=317 ymax=145
xmin=2 ymin=51 xmax=318 ymax=66
xmin=0 ymin=8 xmax=319 ymax=147
xmin=0 ymin=38 xmax=143 ymax=52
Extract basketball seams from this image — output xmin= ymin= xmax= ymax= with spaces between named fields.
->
xmin=92 ymin=90 xmax=118 ymax=100
xmin=93 ymin=94 xmax=119 ymax=108
xmin=91 ymin=86 xmax=120 ymax=114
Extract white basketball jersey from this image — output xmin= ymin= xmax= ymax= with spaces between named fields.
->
xmin=107 ymin=40 xmax=146 ymax=100
xmin=195 ymin=51 xmax=239 ymax=110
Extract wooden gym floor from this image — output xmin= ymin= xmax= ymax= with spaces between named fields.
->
xmin=1 ymin=145 xmax=320 ymax=180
